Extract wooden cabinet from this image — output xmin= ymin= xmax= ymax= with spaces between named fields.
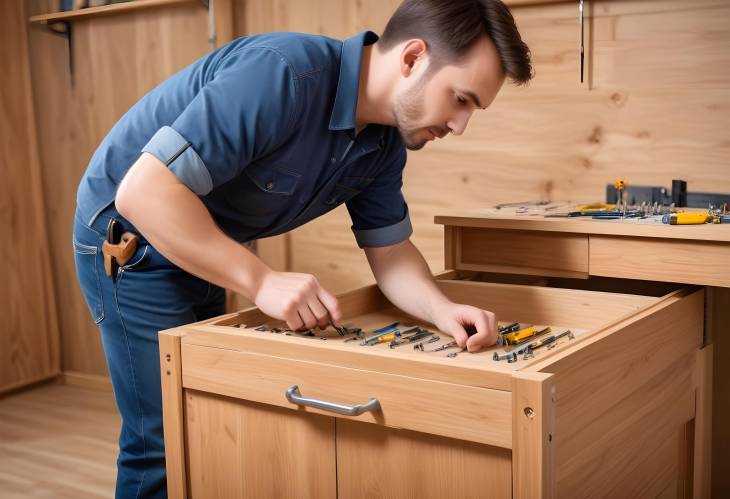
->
xmin=160 ymin=210 xmax=728 ymax=498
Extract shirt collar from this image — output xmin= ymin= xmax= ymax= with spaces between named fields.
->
xmin=329 ymin=31 xmax=379 ymax=132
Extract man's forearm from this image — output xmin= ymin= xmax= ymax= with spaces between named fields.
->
xmin=364 ymin=239 xmax=451 ymax=324
xmin=116 ymin=153 xmax=269 ymax=299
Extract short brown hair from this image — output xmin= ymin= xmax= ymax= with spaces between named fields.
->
xmin=379 ymin=0 xmax=533 ymax=85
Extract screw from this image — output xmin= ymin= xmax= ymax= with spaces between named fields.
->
xmin=524 ymin=407 xmax=535 ymax=419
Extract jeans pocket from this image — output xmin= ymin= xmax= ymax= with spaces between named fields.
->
xmin=73 ymin=238 xmax=105 ymax=324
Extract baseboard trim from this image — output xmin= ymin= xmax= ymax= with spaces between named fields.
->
xmin=62 ymin=371 xmax=113 ymax=392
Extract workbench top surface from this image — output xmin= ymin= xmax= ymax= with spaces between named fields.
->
xmin=435 ymin=206 xmax=730 ymax=242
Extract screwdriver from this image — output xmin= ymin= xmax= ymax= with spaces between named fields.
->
xmin=662 ymin=212 xmax=709 ymax=225
xmin=502 ymin=326 xmax=551 ymax=346
xmin=371 ymin=332 xmax=398 ymax=345
xmin=360 ymin=322 xmax=400 ymax=345
xmin=518 ymin=330 xmax=574 ymax=355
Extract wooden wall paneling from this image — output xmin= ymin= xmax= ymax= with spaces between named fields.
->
xmin=275 ymin=0 xmax=730 ymax=295
xmin=26 ymin=2 xmax=210 ymax=375
xmin=0 ymin=1 xmax=60 ymax=392
xmin=591 ymin=0 xmax=730 ymax=90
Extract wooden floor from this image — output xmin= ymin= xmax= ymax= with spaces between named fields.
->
xmin=0 ymin=382 xmax=119 ymax=498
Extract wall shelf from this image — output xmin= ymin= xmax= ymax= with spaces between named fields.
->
xmin=29 ymin=0 xmax=199 ymax=25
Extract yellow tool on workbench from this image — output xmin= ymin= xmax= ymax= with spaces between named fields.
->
xmin=662 ymin=212 xmax=709 ymax=225
xmin=575 ymin=203 xmax=616 ymax=212
xmin=373 ymin=332 xmax=397 ymax=344
xmin=502 ymin=326 xmax=551 ymax=346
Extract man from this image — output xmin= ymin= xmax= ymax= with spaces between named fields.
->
xmin=72 ymin=0 xmax=532 ymax=496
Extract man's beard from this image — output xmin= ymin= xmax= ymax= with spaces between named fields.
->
xmin=393 ymin=76 xmax=429 ymax=151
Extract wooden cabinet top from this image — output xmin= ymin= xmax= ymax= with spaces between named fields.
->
xmin=435 ymin=207 xmax=730 ymax=243
xmin=435 ymin=206 xmax=730 ymax=287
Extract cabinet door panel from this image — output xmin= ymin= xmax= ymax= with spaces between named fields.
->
xmin=336 ymin=419 xmax=512 ymax=499
xmin=185 ymin=389 xmax=336 ymax=499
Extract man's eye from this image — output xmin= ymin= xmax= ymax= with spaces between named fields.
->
xmin=457 ymin=96 xmax=468 ymax=106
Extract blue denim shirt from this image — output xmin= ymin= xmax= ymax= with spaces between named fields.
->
xmin=76 ymin=31 xmax=411 ymax=248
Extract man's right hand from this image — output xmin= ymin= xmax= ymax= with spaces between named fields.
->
xmin=254 ymin=270 xmax=342 ymax=331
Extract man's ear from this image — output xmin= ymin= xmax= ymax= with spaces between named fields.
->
xmin=399 ymin=39 xmax=428 ymax=77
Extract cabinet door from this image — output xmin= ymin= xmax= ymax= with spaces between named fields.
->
xmin=336 ymin=419 xmax=512 ymax=499
xmin=184 ymin=389 xmax=336 ymax=499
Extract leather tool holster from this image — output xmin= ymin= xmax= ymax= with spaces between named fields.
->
xmin=102 ymin=232 xmax=139 ymax=277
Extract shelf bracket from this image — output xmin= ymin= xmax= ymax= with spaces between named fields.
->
xmin=43 ymin=20 xmax=75 ymax=87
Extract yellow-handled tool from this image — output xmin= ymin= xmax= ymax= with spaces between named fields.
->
xmin=502 ymin=326 xmax=551 ymax=346
xmin=662 ymin=212 xmax=708 ymax=225
xmin=373 ymin=332 xmax=397 ymax=344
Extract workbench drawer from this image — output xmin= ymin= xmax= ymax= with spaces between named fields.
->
xmin=161 ymin=276 xmax=705 ymax=499
xmin=180 ymin=342 xmax=513 ymax=448
xmin=448 ymin=227 xmax=589 ymax=278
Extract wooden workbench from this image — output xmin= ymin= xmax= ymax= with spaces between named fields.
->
xmin=159 ymin=207 xmax=728 ymax=498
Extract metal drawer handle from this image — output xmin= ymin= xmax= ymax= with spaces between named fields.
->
xmin=285 ymin=385 xmax=381 ymax=416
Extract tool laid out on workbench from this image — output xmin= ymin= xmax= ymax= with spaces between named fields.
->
xmin=520 ymin=330 xmax=575 ymax=360
xmin=496 ymin=325 xmax=551 ymax=346
xmin=389 ymin=328 xmax=434 ymax=348
xmin=662 ymin=203 xmax=730 ymax=225
xmin=502 ymin=326 xmax=552 ymax=347
xmin=250 ymin=322 xmax=363 ymax=341
xmin=493 ymin=329 xmax=575 ymax=362
xmin=360 ymin=322 xmax=402 ymax=345
xmin=413 ymin=336 xmax=440 ymax=351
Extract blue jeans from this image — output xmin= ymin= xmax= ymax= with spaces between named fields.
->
xmin=72 ymin=206 xmax=225 ymax=499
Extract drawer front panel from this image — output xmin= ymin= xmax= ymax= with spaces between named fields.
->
xmin=456 ymin=227 xmax=589 ymax=278
xmin=590 ymin=235 xmax=730 ymax=287
xmin=181 ymin=344 xmax=513 ymax=448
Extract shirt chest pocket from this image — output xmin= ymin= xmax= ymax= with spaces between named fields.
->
xmin=234 ymin=164 xmax=301 ymax=217
xmin=324 ymin=176 xmax=374 ymax=206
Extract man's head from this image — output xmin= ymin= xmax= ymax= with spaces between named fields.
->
xmin=377 ymin=0 xmax=533 ymax=150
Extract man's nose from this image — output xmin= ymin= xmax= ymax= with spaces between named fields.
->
xmin=447 ymin=111 xmax=472 ymax=136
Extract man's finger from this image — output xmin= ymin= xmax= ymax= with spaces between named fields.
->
xmin=449 ymin=322 xmax=469 ymax=348
xmin=297 ymin=306 xmax=318 ymax=330
xmin=317 ymin=288 xmax=342 ymax=324
xmin=308 ymin=298 xmax=330 ymax=328
xmin=286 ymin=312 xmax=304 ymax=331
xmin=466 ymin=311 xmax=495 ymax=352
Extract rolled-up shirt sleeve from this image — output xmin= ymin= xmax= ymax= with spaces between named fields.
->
xmin=346 ymin=145 xmax=412 ymax=248
xmin=141 ymin=47 xmax=298 ymax=195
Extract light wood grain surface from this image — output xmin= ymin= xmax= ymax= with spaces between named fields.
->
xmin=0 ymin=383 xmax=119 ymax=498
xmin=26 ymin=0 xmax=210 ymax=376
xmin=23 ymin=0 xmax=730 ymax=380
xmin=185 ymin=389 xmax=337 ymax=499
xmin=0 ymin=1 xmax=60 ymax=393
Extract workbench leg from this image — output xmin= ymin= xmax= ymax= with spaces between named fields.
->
xmin=693 ymin=345 xmax=712 ymax=499
xmin=512 ymin=372 xmax=555 ymax=499
xmin=159 ymin=330 xmax=187 ymax=499
xmin=710 ymin=287 xmax=730 ymax=497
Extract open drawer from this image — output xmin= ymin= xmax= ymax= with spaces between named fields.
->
xmin=160 ymin=271 xmax=705 ymax=499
